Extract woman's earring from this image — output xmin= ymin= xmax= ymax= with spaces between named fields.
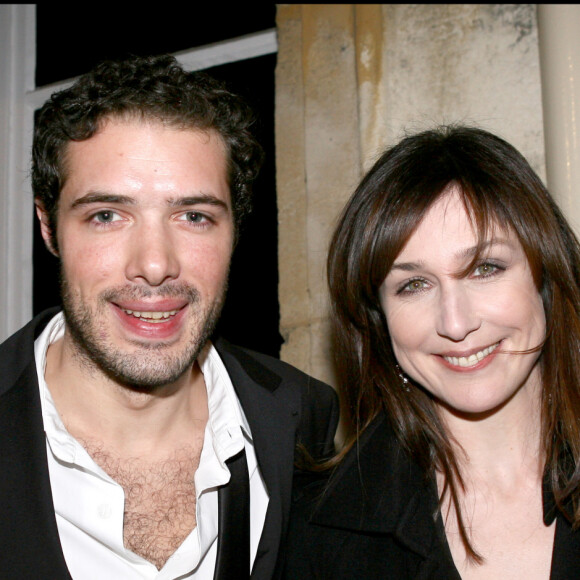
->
xmin=395 ymin=365 xmax=411 ymax=392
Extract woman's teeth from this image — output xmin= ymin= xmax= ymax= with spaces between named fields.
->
xmin=443 ymin=342 xmax=499 ymax=368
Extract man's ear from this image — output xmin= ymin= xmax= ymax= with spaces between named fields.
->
xmin=34 ymin=199 xmax=59 ymax=257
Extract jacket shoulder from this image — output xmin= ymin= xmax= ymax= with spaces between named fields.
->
xmin=214 ymin=336 xmax=335 ymax=399
xmin=284 ymin=415 xmax=459 ymax=579
xmin=0 ymin=308 xmax=60 ymax=394
xmin=214 ymin=337 xmax=339 ymax=460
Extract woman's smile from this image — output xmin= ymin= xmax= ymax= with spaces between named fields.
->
xmin=439 ymin=340 xmax=500 ymax=369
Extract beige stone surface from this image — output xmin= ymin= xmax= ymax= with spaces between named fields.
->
xmin=277 ymin=5 xmax=362 ymax=384
xmin=377 ymin=5 xmax=544 ymax=177
xmin=276 ymin=5 xmax=309 ymax=334
xmin=354 ymin=4 xmax=389 ymax=173
xmin=276 ymin=4 xmax=545 ymax=385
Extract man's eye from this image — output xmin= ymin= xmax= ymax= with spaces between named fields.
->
xmin=181 ymin=212 xmax=209 ymax=224
xmin=93 ymin=211 xmax=120 ymax=223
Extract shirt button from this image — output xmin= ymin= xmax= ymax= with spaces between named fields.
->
xmin=98 ymin=503 xmax=112 ymax=519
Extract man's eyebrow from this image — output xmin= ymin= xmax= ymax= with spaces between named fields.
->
xmin=70 ymin=193 xmax=136 ymax=209
xmin=69 ymin=192 xmax=229 ymax=211
xmin=166 ymin=195 xmax=229 ymax=211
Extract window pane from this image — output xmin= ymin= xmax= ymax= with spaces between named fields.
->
xmin=36 ymin=5 xmax=276 ymax=86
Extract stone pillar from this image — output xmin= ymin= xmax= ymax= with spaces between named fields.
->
xmin=538 ymin=4 xmax=580 ymax=234
xmin=276 ymin=5 xmax=362 ymax=385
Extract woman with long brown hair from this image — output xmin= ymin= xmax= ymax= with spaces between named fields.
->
xmin=285 ymin=126 xmax=580 ymax=578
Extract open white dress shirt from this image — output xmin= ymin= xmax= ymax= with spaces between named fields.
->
xmin=34 ymin=312 xmax=269 ymax=579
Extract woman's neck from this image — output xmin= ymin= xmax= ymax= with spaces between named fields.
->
xmin=438 ymin=372 xmax=544 ymax=485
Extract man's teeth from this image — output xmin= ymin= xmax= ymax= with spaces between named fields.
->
xmin=443 ymin=343 xmax=499 ymax=368
xmin=123 ymin=309 xmax=178 ymax=322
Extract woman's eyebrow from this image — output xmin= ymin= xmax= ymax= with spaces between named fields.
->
xmin=390 ymin=260 xmax=424 ymax=272
xmin=455 ymin=238 xmax=514 ymax=259
xmin=390 ymin=239 xmax=515 ymax=272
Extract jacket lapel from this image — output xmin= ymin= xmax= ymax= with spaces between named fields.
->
xmin=214 ymin=338 xmax=301 ymax=580
xmin=0 ymin=309 xmax=71 ymax=578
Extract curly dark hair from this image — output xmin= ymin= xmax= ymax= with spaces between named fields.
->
xmin=32 ymin=53 xmax=264 ymax=247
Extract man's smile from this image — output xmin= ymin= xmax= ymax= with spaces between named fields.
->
xmin=121 ymin=308 xmax=180 ymax=322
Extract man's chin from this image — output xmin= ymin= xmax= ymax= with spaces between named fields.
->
xmin=72 ymin=338 xmax=202 ymax=392
xmin=108 ymin=370 xmax=193 ymax=393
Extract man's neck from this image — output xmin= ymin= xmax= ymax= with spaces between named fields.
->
xmin=43 ymin=333 xmax=209 ymax=458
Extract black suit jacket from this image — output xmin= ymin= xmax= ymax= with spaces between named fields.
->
xmin=0 ymin=308 xmax=339 ymax=579
xmin=284 ymin=413 xmax=580 ymax=579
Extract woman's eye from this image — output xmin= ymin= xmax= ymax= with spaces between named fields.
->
xmin=473 ymin=263 xmax=498 ymax=277
xmin=399 ymin=278 xmax=429 ymax=294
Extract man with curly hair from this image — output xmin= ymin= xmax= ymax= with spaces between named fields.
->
xmin=0 ymin=54 xmax=337 ymax=580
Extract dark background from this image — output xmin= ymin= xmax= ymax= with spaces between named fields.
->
xmin=34 ymin=5 xmax=282 ymax=357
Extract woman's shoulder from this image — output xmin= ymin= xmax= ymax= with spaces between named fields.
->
xmin=302 ymin=413 xmax=432 ymax=528
xmin=283 ymin=413 xmax=458 ymax=579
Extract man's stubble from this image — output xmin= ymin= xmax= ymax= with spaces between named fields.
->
xmin=59 ymin=272 xmax=228 ymax=392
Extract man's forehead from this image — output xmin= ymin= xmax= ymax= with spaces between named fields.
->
xmin=58 ymin=117 xmax=232 ymax=210
xmin=62 ymin=117 xmax=228 ymax=174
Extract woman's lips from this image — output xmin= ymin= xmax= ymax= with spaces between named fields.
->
xmin=439 ymin=341 xmax=501 ymax=370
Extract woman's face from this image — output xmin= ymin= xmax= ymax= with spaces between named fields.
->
xmin=380 ymin=189 xmax=546 ymax=419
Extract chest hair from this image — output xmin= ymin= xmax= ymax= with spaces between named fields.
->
xmin=85 ymin=442 xmax=201 ymax=570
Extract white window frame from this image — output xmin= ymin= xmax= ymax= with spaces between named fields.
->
xmin=0 ymin=3 xmax=276 ymax=341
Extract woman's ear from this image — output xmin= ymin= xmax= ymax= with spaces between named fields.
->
xmin=35 ymin=199 xmax=59 ymax=257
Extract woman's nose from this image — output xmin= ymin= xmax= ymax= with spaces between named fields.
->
xmin=435 ymin=283 xmax=481 ymax=341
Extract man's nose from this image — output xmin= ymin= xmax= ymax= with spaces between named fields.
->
xmin=435 ymin=283 xmax=481 ymax=341
xmin=125 ymin=222 xmax=179 ymax=286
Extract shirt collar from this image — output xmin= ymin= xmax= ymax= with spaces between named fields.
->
xmin=35 ymin=313 xmax=83 ymax=464
xmin=35 ymin=312 xmax=253 ymax=467
xmin=198 ymin=341 xmax=253 ymax=447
